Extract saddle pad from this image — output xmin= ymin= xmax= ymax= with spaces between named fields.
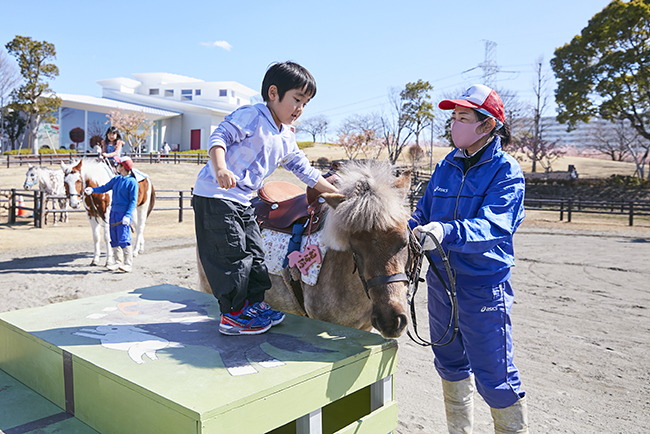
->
xmin=262 ymin=229 xmax=328 ymax=286
xmin=132 ymin=168 xmax=149 ymax=182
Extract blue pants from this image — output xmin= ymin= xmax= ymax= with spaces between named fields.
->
xmin=427 ymin=273 xmax=524 ymax=408
xmin=109 ymin=211 xmax=131 ymax=248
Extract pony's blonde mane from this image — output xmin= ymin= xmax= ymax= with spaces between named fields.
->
xmin=322 ymin=160 xmax=410 ymax=250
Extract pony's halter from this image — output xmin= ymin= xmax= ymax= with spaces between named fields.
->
xmin=350 ymin=229 xmax=420 ymax=299
xmin=64 ymin=173 xmax=84 ymax=199
xmin=24 ymin=175 xmax=38 ymax=188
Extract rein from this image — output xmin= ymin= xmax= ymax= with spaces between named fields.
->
xmin=407 ymin=230 xmax=459 ymax=347
xmin=351 ymin=229 xmax=459 ymax=347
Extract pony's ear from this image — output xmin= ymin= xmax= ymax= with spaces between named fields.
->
xmin=321 ymin=192 xmax=346 ymax=209
xmin=73 ymin=160 xmax=83 ymax=172
xmin=394 ymin=170 xmax=412 ymax=191
xmin=28 ymin=163 xmax=33 ymax=168
xmin=60 ymin=161 xmax=69 ymax=174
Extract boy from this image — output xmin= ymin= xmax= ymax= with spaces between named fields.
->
xmin=193 ymin=61 xmax=338 ymax=336
xmin=85 ymin=156 xmax=138 ymax=273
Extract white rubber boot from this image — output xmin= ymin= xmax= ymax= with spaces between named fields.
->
xmin=119 ymin=245 xmax=133 ymax=273
xmin=490 ymin=396 xmax=529 ymax=434
xmin=442 ymin=376 xmax=475 ymax=434
xmin=106 ymin=247 xmax=123 ymax=271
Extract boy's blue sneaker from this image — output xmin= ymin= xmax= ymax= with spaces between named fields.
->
xmin=219 ymin=304 xmax=272 ymax=336
xmin=252 ymin=301 xmax=286 ymax=326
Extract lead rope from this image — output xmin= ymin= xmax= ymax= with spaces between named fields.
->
xmin=406 ymin=230 xmax=459 ymax=347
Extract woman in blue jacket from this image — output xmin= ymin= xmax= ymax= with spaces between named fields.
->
xmin=410 ymin=84 xmax=528 ymax=433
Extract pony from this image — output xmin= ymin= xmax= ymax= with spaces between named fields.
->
xmin=62 ymin=159 xmax=156 ymax=264
xmin=23 ymin=164 xmax=68 ymax=225
xmin=197 ymin=160 xmax=414 ymax=339
xmin=62 ymin=159 xmax=114 ymax=266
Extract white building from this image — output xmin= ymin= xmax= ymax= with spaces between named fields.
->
xmin=539 ymin=116 xmax=612 ymax=149
xmin=45 ymin=72 xmax=258 ymax=153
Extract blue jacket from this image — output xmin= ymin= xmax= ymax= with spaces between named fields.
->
xmin=409 ymin=137 xmax=525 ymax=287
xmin=93 ymin=174 xmax=138 ymax=220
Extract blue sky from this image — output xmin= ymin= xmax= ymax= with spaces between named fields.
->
xmin=1 ymin=0 xmax=612 ymax=139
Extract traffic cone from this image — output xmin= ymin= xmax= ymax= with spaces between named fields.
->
xmin=17 ymin=195 xmax=27 ymax=216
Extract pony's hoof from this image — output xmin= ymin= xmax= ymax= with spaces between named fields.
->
xmin=90 ymin=260 xmax=99 ymax=266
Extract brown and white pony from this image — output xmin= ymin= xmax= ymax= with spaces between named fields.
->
xmin=61 ymin=159 xmax=113 ymax=266
xmin=62 ymin=159 xmax=156 ymax=265
xmin=198 ymin=160 xmax=414 ymax=339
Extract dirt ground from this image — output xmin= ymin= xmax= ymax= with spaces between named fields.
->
xmin=1 ymin=150 xmax=649 ymax=433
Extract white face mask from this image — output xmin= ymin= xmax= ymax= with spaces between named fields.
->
xmin=451 ymin=120 xmax=488 ymax=149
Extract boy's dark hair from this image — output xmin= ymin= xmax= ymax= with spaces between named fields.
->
xmin=475 ymin=109 xmax=511 ymax=147
xmin=261 ymin=61 xmax=317 ymax=102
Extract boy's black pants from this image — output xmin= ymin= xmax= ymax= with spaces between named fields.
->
xmin=193 ymin=195 xmax=271 ymax=313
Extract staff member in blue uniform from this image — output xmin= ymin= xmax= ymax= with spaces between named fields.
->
xmin=410 ymin=84 xmax=528 ymax=434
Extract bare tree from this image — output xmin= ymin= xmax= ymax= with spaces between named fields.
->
xmin=588 ymin=119 xmax=632 ymax=161
xmin=336 ymin=113 xmax=384 ymax=160
xmin=297 ymin=115 xmax=329 ymax=143
xmin=0 ymin=48 xmax=22 ymax=152
xmin=380 ymin=87 xmax=414 ymax=164
xmin=513 ymin=56 xmax=557 ymax=172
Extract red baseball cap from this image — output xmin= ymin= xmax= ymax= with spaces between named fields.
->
xmin=439 ymin=84 xmax=505 ymax=124
xmin=114 ymin=156 xmax=134 ymax=171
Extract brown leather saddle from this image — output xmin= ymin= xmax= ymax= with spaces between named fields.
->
xmin=252 ymin=181 xmax=325 ymax=234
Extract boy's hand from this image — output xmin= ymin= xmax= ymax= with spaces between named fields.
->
xmin=216 ymin=168 xmax=237 ymax=189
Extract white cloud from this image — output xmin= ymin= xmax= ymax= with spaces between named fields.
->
xmin=200 ymin=40 xmax=233 ymax=51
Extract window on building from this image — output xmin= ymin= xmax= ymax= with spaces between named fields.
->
xmin=237 ymin=98 xmax=240 ymax=105
xmin=231 ymin=90 xmax=235 ymax=97
xmin=219 ymin=89 xmax=227 ymax=97
xmin=195 ymin=89 xmax=201 ymax=96
xmin=149 ymin=88 xmax=159 ymax=95
xmin=181 ymin=89 xmax=192 ymax=101
xmin=165 ymin=89 xmax=174 ymax=97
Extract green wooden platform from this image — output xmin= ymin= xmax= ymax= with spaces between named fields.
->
xmin=0 ymin=284 xmax=398 ymax=434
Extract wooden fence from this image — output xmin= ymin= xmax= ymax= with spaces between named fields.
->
xmin=3 ymin=177 xmax=650 ymax=228
xmin=3 ymin=152 xmax=211 ymax=168
xmin=405 ymin=172 xmax=650 ymax=226
xmin=0 ymin=188 xmax=193 ymax=226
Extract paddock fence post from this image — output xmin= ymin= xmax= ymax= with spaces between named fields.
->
xmin=179 ymin=191 xmax=184 ymax=222
xmin=567 ymin=199 xmax=573 ymax=223
xmin=629 ymin=201 xmax=634 ymax=226
xmin=559 ymin=200 xmax=564 ymax=221
xmin=9 ymin=188 xmax=16 ymax=224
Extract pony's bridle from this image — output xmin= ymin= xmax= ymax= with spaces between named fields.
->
xmin=350 ymin=230 xmax=421 ymax=300
xmin=351 ymin=228 xmax=459 ymax=347
xmin=65 ymin=173 xmax=104 ymax=222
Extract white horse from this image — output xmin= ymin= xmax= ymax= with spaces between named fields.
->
xmin=23 ymin=164 xmax=68 ymax=225
xmin=62 ymin=159 xmax=114 ymax=266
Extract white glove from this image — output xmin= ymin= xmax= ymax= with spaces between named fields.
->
xmin=413 ymin=221 xmax=444 ymax=250
xmin=122 ymin=216 xmax=131 ymax=226
xmin=84 ymin=187 xmax=94 ymax=195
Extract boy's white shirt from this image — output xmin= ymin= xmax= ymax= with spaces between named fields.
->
xmin=193 ymin=103 xmax=320 ymax=206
